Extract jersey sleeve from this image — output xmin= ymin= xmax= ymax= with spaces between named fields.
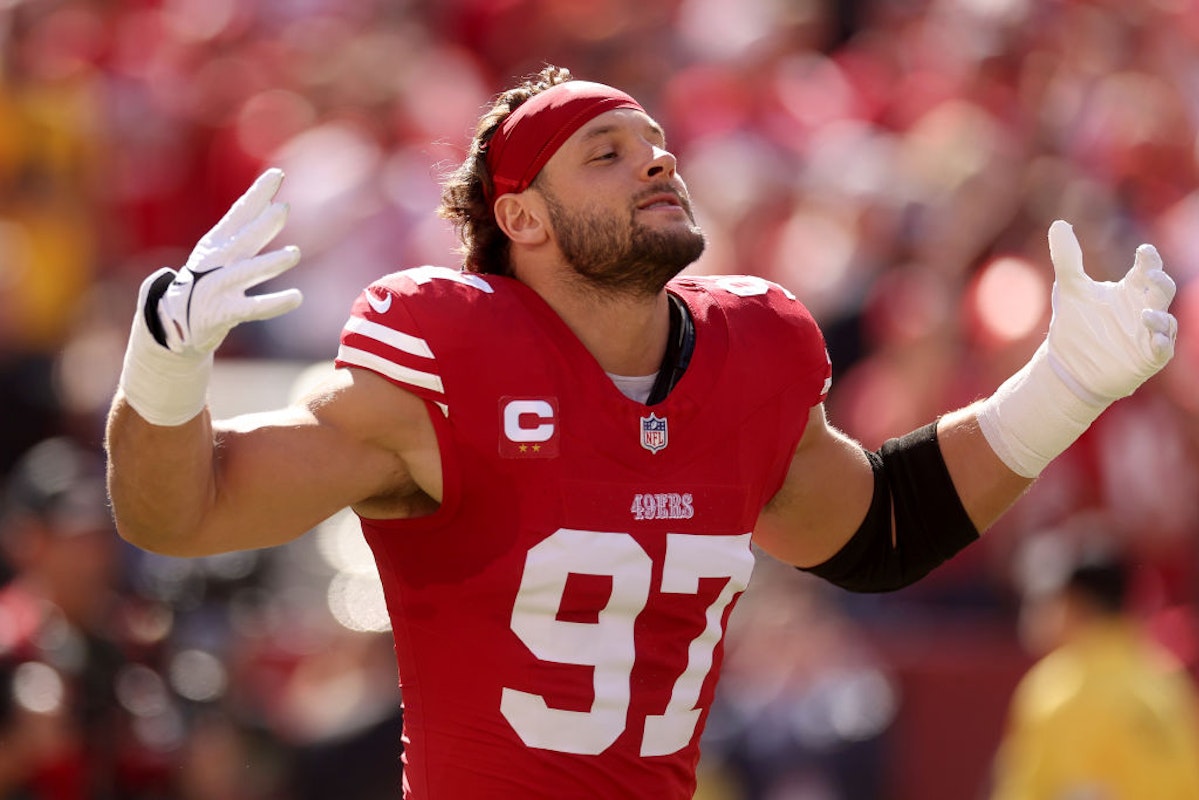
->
xmin=334 ymin=266 xmax=497 ymax=415
xmin=688 ymin=274 xmax=832 ymax=409
xmin=774 ymin=282 xmax=831 ymax=406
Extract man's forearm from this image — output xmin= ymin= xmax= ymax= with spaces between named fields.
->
xmin=107 ymin=169 xmax=304 ymax=556
xmin=936 ymin=406 xmax=1035 ymax=533
xmin=105 ymin=392 xmax=219 ymax=555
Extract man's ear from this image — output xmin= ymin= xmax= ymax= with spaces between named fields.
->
xmin=494 ymin=194 xmax=548 ymax=246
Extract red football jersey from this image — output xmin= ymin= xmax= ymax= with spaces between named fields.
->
xmin=334 ymin=268 xmax=831 ymax=798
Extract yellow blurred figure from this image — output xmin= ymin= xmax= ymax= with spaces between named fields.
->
xmin=990 ymin=550 xmax=1199 ymax=800
xmin=0 ymin=9 xmax=104 ymax=352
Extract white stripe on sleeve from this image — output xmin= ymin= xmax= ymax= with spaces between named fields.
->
xmin=336 ymin=344 xmax=445 ymax=395
xmin=344 ymin=315 xmax=435 ymax=359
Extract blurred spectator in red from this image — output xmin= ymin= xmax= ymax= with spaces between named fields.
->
xmin=0 ymin=436 xmax=175 ymax=798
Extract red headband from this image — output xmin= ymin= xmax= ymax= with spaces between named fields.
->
xmin=484 ymin=81 xmax=644 ymax=204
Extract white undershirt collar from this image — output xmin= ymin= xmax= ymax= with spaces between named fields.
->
xmin=606 ymin=372 xmax=657 ymax=404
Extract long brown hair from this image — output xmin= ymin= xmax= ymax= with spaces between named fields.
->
xmin=437 ymin=65 xmax=574 ymax=275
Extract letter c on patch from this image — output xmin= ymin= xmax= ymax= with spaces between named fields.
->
xmin=504 ymin=400 xmax=555 ymax=443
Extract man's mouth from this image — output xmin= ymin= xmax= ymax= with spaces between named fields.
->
xmin=637 ymin=192 xmax=684 ymax=211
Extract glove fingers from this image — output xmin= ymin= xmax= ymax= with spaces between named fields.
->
xmin=1116 ymin=244 xmax=1174 ymax=310
xmin=227 ymin=246 xmax=302 ymax=289
xmin=223 ymin=202 xmax=290 ymax=264
xmin=1148 ymin=331 xmax=1175 ymax=364
xmin=1131 ymin=242 xmax=1163 ymax=274
xmin=1141 ymin=307 xmax=1175 ymax=333
xmin=1047 ymin=220 xmax=1088 ymax=290
xmin=235 ymin=289 xmax=305 ymax=323
xmin=1142 ymin=309 xmax=1178 ymax=363
xmin=1137 ymin=256 xmax=1177 ymax=310
xmin=205 ymin=169 xmax=285 ymax=243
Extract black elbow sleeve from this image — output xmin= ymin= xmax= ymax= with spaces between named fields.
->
xmin=799 ymin=422 xmax=980 ymax=593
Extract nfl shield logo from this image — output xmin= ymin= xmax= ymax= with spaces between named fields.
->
xmin=640 ymin=413 xmax=669 ymax=454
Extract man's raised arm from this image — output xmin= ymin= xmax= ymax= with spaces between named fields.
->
xmin=759 ymin=221 xmax=1178 ymax=592
xmin=105 ymin=170 xmax=406 ymax=557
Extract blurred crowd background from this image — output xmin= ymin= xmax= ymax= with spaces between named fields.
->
xmin=2 ymin=0 xmax=1198 ymax=797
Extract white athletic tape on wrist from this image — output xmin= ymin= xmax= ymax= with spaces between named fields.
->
xmin=118 ymin=268 xmax=213 ymax=426
xmin=976 ymin=342 xmax=1106 ymax=478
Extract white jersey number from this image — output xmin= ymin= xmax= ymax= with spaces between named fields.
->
xmin=501 ymin=529 xmax=754 ymax=756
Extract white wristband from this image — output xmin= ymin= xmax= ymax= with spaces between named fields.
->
xmin=117 ymin=269 xmax=213 ymax=426
xmin=975 ymin=342 xmax=1107 ymax=478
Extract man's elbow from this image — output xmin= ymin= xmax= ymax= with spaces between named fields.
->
xmin=109 ymin=500 xmax=212 ymax=558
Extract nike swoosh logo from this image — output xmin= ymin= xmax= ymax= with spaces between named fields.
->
xmin=366 ymin=289 xmax=392 ymax=314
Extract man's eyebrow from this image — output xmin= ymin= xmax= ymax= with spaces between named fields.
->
xmin=579 ymin=121 xmax=668 ymax=145
xmin=580 ymin=124 xmax=620 ymax=142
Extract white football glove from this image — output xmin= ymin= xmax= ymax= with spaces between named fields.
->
xmin=978 ymin=220 xmax=1178 ymax=477
xmin=1043 ymin=220 xmax=1177 ymax=403
xmin=119 ymin=169 xmax=303 ymax=426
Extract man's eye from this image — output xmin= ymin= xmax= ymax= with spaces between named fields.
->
xmin=592 ymin=152 xmax=618 ymax=162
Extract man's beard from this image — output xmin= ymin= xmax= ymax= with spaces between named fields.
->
xmin=542 ymin=185 xmax=706 ymax=296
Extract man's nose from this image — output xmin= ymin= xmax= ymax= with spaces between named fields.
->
xmin=644 ymin=146 xmax=677 ymax=179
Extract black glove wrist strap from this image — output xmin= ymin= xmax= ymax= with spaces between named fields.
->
xmin=142 ymin=270 xmax=177 ymax=348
